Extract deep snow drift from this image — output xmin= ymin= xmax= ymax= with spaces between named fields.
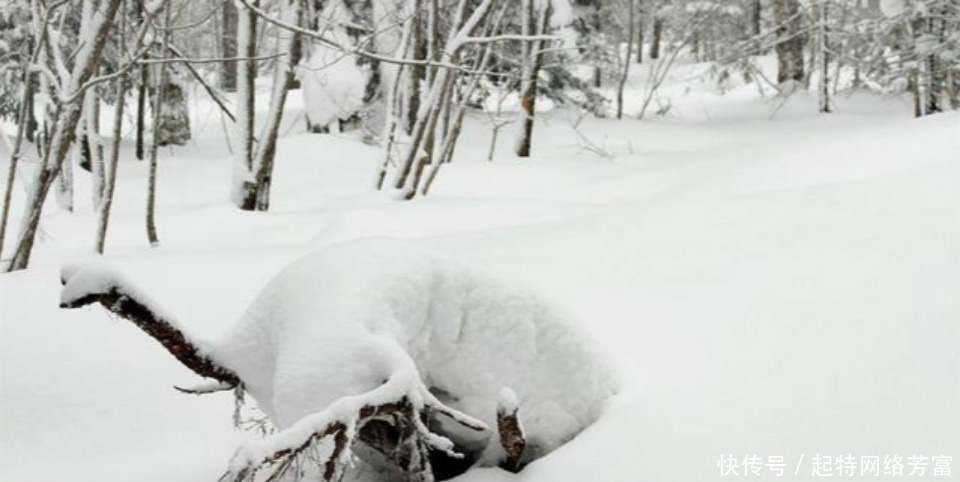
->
xmin=1 ymin=57 xmax=958 ymax=482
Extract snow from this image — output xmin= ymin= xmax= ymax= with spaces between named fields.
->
xmin=212 ymin=239 xmax=614 ymax=463
xmin=1 ymin=54 xmax=958 ymax=482
xmin=300 ymin=41 xmax=368 ymax=128
xmin=880 ymin=0 xmax=906 ymax=17
xmin=498 ymin=388 xmax=519 ymax=415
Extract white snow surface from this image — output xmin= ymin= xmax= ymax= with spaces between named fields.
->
xmin=1 ymin=55 xmax=958 ymax=482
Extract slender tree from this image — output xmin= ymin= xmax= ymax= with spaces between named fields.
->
xmin=96 ymin=0 xmax=130 ymax=254
xmin=617 ymin=0 xmax=636 ymax=119
xmin=6 ymin=0 xmax=132 ymax=271
xmin=146 ymin=3 xmax=172 ymax=247
xmin=231 ymin=0 xmax=258 ymax=209
xmin=515 ymin=0 xmax=552 ymax=157
xmin=773 ymin=0 xmax=804 ymax=85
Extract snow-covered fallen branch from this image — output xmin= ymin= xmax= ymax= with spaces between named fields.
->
xmin=59 ymin=240 xmax=618 ymax=480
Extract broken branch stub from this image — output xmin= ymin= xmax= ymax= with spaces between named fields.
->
xmin=497 ymin=388 xmax=526 ymax=472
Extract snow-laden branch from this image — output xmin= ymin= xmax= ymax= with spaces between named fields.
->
xmin=233 ymin=0 xmax=555 ymax=72
xmin=59 ymin=262 xmax=241 ymax=387
xmin=136 ymin=53 xmax=285 ymax=65
xmin=461 ymin=33 xmax=557 ymax=44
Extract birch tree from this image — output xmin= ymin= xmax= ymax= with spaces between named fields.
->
xmin=145 ymin=3 xmax=172 ymax=247
xmin=95 ymin=0 xmax=130 ymax=254
xmin=251 ymin=0 xmax=302 ymax=211
xmin=515 ymin=0 xmax=552 ymax=158
xmin=231 ymin=0 xmax=258 ymax=210
xmin=773 ymin=0 xmax=804 ymax=85
xmin=5 ymin=0 xmax=162 ymax=271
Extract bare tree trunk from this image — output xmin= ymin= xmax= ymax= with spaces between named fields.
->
xmin=232 ymin=0 xmax=259 ymax=209
xmin=617 ymin=0 xmax=636 ymax=119
xmin=422 ymin=38 xmax=498 ymax=196
xmin=146 ymin=4 xmax=172 ymax=247
xmin=635 ymin=0 xmax=644 ymax=64
xmin=6 ymin=0 xmax=127 ymax=271
xmin=24 ymin=76 xmax=38 ymax=144
xmin=96 ymin=79 xmax=128 ymax=254
xmin=151 ymin=65 xmax=191 ymax=147
xmin=221 ymin=0 xmax=239 ymax=92
xmin=407 ymin=73 xmax=456 ymax=197
xmin=252 ymin=0 xmax=301 ymax=211
xmin=375 ymin=19 xmax=412 ymax=191
xmin=591 ymin=1 xmax=602 ymax=87
xmin=86 ymin=87 xmax=106 ymax=207
xmin=818 ymin=0 xmax=831 ymax=113
xmin=406 ymin=0 xmax=425 ymax=134
xmin=773 ymin=0 xmax=804 ymax=85
xmin=948 ymin=69 xmax=960 ymax=111
xmin=650 ymin=17 xmax=663 ymax=60
xmin=910 ymin=70 xmax=922 ymax=118
xmin=752 ymin=0 xmax=762 ymax=37
xmin=924 ymin=8 xmax=945 ymax=115
xmin=393 ymin=0 xmax=494 ymax=195
xmin=0 ymin=36 xmax=46 ymax=260
xmin=515 ymin=0 xmax=551 ymax=158
xmin=96 ymin=2 xmax=129 ymax=254
xmin=136 ymin=63 xmax=148 ymax=159
xmin=135 ymin=0 xmax=147 ymax=160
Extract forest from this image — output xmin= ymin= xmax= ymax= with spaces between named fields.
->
xmin=0 ymin=0 xmax=957 ymax=481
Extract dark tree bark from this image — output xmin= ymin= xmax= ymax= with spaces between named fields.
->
xmin=221 ymin=0 xmax=239 ymax=92
xmin=773 ymin=0 xmax=804 ymax=84
xmin=96 ymin=71 xmax=128 ymax=254
xmin=406 ymin=0 xmax=425 ymax=134
xmin=252 ymin=0 xmax=302 ymax=211
xmin=635 ymin=0 xmax=644 ymax=64
xmin=650 ymin=17 xmax=663 ymax=59
xmin=924 ymin=7 xmax=946 ymax=115
xmin=135 ymin=0 xmax=147 ymax=160
xmin=153 ymin=72 xmax=192 ymax=146
xmin=818 ymin=1 xmax=831 ymax=113
xmin=752 ymin=0 xmax=762 ymax=37
xmin=591 ymin=1 xmax=602 ymax=87
xmin=146 ymin=5 xmax=172 ymax=248
xmin=136 ymin=62 xmax=148 ymax=160
xmin=617 ymin=0 xmax=636 ymax=119
xmin=233 ymin=0 xmax=259 ymax=210
xmin=516 ymin=0 xmax=552 ymax=158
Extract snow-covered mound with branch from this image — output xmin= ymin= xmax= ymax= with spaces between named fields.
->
xmin=59 ymin=239 xmax=618 ymax=476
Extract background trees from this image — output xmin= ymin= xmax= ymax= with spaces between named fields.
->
xmin=0 ymin=0 xmax=957 ymax=270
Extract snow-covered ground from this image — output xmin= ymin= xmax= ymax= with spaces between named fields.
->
xmin=1 ymin=59 xmax=958 ymax=482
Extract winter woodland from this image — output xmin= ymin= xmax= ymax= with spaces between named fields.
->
xmin=0 ymin=0 xmax=957 ymax=481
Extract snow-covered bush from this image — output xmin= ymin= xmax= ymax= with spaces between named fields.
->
xmin=300 ymin=40 xmax=368 ymax=133
xmin=59 ymin=240 xmax=618 ymax=481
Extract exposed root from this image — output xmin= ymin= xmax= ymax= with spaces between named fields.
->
xmin=223 ymin=374 xmax=488 ymax=482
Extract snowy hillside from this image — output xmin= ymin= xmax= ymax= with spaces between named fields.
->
xmin=2 ymin=53 xmax=959 ymax=482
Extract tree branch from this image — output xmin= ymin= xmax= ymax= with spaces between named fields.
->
xmin=59 ymin=267 xmax=241 ymax=387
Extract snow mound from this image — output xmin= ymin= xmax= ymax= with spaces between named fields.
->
xmin=300 ymin=41 xmax=368 ymax=128
xmin=213 ymin=239 xmax=619 ymax=464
